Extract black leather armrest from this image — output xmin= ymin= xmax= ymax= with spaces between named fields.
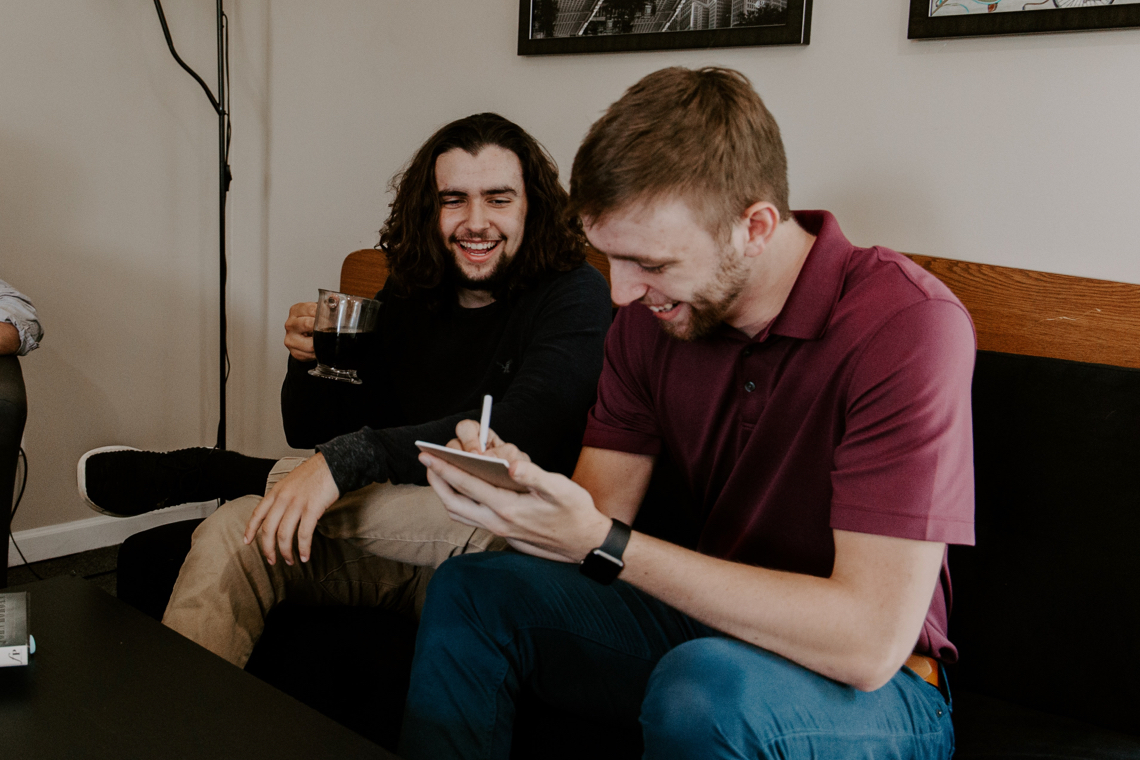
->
xmin=1 ymin=354 xmax=28 ymax=588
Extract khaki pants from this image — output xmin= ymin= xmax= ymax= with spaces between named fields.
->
xmin=162 ymin=457 xmax=506 ymax=667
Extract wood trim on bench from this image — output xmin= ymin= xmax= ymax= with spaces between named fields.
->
xmin=340 ymin=247 xmax=1140 ymax=370
xmin=340 ymin=249 xmax=389 ymax=299
xmin=905 ymin=255 xmax=1140 ymax=370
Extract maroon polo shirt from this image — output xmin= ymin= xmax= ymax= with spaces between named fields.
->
xmin=583 ymin=210 xmax=976 ymax=662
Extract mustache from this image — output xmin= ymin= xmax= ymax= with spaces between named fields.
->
xmin=450 ymin=234 xmax=504 ymax=243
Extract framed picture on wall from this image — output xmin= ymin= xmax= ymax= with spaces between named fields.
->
xmin=517 ymin=0 xmax=812 ymax=56
xmin=909 ymin=0 xmax=1140 ymax=39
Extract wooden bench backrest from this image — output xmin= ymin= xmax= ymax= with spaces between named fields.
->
xmin=906 ymin=255 xmax=1140 ymax=370
xmin=341 ymin=248 xmax=1140 ymax=370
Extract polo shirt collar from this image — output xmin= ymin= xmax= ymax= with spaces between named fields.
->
xmin=764 ymin=210 xmax=853 ymax=342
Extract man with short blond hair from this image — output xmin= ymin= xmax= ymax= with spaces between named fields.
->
xmin=401 ymin=68 xmax=974 ymax=760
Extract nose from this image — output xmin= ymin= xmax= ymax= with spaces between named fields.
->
xmin=466 ymin=202 xmax=490 ymax=234
xmin=608 ymin=260 xmax=649 ymax=306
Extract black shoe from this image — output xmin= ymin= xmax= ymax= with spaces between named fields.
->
xmin=77 ymin=446 xmax=222 ymax=517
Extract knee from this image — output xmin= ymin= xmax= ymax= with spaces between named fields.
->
xmin=421 ymin=552 xmax=522 ymax=618
xmin=640 ymin=638 xmax=763 ymax=756
xmin=190 ymin=495 xmax=260 ymax=552
xmin=418 ymin=552 xmax=563 ymax=643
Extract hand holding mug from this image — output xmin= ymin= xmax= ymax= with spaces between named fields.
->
xmin=308 ymin=289 xmax=381 ymax=385
xmin=284 ymin=302 xmax=318 ymax=362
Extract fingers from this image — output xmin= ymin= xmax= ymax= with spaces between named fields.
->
xmin=424 ymin=468 xmax=482 ymax=528
xmin=244 ymin=495 xmax=276 ymax=562
xmin=257 ymin=497 xmax=287 ymax=566
xmin=285 ymin=336 xmax=316 ymax=363
xmin=284 ymin=302 xmax=317 ymax=361
xmin=451 ymin=420 xmax=530 ymax=464
xmin=454 ymin=419 xmax=481 ymax=452
xmin=485 ymin=429 xmax=508 ymax=449
xmin=289 ymin=302 xmax=317 ymax=319
xmin=507 ymin=460 xmax=582 ymax=507
xmin=275 ymin=505 xmax=304 ymax=566
xmin=422 ymin=456 xmax=513 ymax=533
xmin=487 ymin=441 xmax=530 ymax=465
xmin=296 ymin=508 xmax=322 ymax=564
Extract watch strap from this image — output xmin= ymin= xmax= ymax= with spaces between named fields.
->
xmin=596 ymin=518 xmax=631 ymax=562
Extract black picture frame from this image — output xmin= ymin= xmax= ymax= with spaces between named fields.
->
xmin=518 ymin=0 xmax=812 ymax=56
xmin=909 ymin=0 xmax=1140 ymax=39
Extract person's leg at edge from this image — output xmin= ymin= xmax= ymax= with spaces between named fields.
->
xmin=640 ymin=639 xmax=954 ymax=760
xmin=397 ymin=551 xmax=718 ymax=760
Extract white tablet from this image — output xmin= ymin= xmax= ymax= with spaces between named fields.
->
xmin=415 ymin=441 xmax=530 ymax=493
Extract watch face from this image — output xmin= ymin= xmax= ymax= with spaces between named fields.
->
xmin=580 ymin=549 xmax=624 ymax=585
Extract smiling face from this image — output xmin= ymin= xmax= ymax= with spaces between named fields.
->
xmin=585 ymin=198 xmax=751 ymax=342
xmin=435 ymin=145 xmax=528 ymax=307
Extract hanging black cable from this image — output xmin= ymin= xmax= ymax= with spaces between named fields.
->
xmin=152 ymin=0 xmax=232 ymax=450
xmin=8 ymin=448 xmax=43 ymax=580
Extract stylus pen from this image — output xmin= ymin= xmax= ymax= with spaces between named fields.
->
xmin=479 ymin=394 xmax=492 ymax=452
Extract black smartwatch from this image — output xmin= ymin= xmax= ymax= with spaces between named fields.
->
xmin=579 ymin=519 xmax=631 ymax=585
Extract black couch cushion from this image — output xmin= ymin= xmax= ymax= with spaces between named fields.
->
xmin=117 ymin=518 xmax=204 ymax=621
xmin=1 ymin=354 xmax=28 ymax=589
xmin=951 ymin=351 xmax=1140 ymax=739
xmin=952 ymin=690 xmax=1140 ymax=759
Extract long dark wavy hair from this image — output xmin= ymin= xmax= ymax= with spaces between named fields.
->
xmin=379 ymin=113 xmax=585 ymax=305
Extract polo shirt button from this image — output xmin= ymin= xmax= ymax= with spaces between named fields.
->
xmin=744 ymin=381 xmax=756 ymax=392
xmin=743 ymin=346 xmax=753 ymax=358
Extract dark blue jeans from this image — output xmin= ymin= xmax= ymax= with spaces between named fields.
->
xmin=399 ymin=552 xmax=954 ymax=760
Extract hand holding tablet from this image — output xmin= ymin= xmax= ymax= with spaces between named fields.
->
xmin=414 ymin=441 xmax=530 ymax=493
xmin=416 ymin=396 xmax=530 ymax=493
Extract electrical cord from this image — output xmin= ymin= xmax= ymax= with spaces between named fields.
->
xmin=152 ymin=0 xmax=232 ymax=452
xmin=8 ymin=450 xmax=121 ymax=584
xmin=9 ymin=447 xmax=44 ymax=580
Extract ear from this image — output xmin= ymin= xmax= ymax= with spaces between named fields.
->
xmin=739 ymin=202 xmax=780 ymax=258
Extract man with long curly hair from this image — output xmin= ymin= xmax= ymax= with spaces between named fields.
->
xmin=78 ymin=113 xmax=612 ymax=667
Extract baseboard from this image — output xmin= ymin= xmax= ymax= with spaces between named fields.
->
xmin=8 ymin=501 xmax=218 ymax=567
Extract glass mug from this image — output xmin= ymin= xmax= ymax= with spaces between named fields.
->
xmin=307 ymin=289 xmax=381 ymax=385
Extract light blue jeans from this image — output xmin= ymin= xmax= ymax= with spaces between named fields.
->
xmin=399 ymin=552 xmax=954 ymax=760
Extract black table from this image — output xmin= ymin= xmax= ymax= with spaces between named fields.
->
xmin=0 ymin=576 xmax=400 ymax=759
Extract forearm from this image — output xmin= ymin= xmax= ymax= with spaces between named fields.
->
xmin=0 ymin=323 xmax=18 ymax=355
xmin=616 ymin=531 xmax=944 ymax=691
xmin=317 ymin=413 xmax=472 ymax=493
xmin=572 ymin=447 xmax=654 ymax=524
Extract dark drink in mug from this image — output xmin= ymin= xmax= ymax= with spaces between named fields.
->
xmin=308 ymin=289 xmax=381 ymax=385
xmin=313 ymin=328 xmax=374 ymax=371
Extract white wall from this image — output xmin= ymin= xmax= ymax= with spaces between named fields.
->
xmin=4 ymin=0 xmax=1139 ymax=542
xmin=2 ymin=0 xmax=272 ymax=536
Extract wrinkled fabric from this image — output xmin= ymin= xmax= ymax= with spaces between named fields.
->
xmin=0 ymin=278 xmax=43 ymax=355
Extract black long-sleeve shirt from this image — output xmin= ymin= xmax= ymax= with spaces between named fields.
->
xmin=281 ymin=264 xmax=612 ymax=495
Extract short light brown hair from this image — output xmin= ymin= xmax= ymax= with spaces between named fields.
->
xmin=569 ymin=67 xmax=790 ymax=239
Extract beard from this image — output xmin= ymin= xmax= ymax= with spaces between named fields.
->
xmin=446 ymin=236 xmax=516 ymax=294
xmin=658 ymin=244 xmax=750 ymax=342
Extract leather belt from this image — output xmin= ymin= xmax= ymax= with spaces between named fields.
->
xmin=904 ymin=653 xmax=939 ymax=688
